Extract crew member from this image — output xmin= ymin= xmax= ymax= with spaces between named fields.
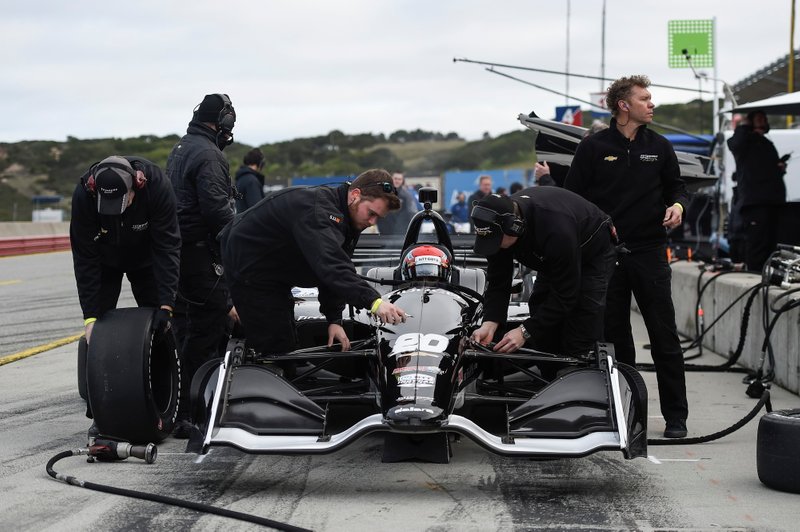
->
xmin=220 ymin=169 xmax=407 ymax=355
xmin=167 ymin=93 xmax=237 ymax=437
xmin=565 ymin=74 xmax=689 ymax=438
xmin=70 ymin=155 xmax=180 ymax=437
xmin=470 ymin=188 xmax=616 ymax=359
xmin=727 ymin=109 xmax=787 ymax=271
xmin=235 ymin=148 xmax=266 ymax=213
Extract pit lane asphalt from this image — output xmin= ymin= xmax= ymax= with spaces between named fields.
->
xmin=1 ymin=251 xmax=799 ymax=531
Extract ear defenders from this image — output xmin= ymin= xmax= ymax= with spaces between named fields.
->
xmin=84 ymin=159 xmax=146 ymax=194
xmin=471 ymin=204 xmax=525 ymax=237
xmin=216 ymin=93 xmax=236 ymax=132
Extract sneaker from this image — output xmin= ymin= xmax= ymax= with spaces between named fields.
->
xmin=172 ymin=419 xmax=194 ymax=439
xmin=87 ymin=422 xmax=99 ymax=446
xmin=663 ymin=419 xmax=687 ymax=438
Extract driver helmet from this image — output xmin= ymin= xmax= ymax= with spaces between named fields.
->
xmin=401 ymin=245 xmax=452 ymax=281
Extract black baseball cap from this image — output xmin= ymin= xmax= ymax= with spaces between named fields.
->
xmin=471 ymin=193 xmax=514 ymax=256
xmin=94 ymin=156 xmax=134 ymax=215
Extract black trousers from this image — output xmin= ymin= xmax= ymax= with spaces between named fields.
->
xmin=229 ymin=279 xmax=298 ymax=355
xmin=530 ymin=243 xmax=617 ymax=358
xmin=84 ymin=265 xmax=159 ymax=418
xmin=742 ymin=205 xmax=781 ymax=272
xmin=95 ymin=264 xmax=159 ymax=313
xmin=604 ymin=246 xmax=688 ymax=422
xmin=175 ymin=243 xmax=230 ymax=418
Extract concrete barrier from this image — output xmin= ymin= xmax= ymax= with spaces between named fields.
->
xmin=0 ymin=222 xmax=71 ymax=257
xmin=670 ymin=261 xmax=800 ymax=394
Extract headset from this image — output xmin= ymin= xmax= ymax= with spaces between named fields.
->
xmin=84 ymin=158 xmax=147 ymax=194
xmin=470 ymin=203 xmax=526 ymax=237
xmin=215 ymin=93 xmax=236 ymax=133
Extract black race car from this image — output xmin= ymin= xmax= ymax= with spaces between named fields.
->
xmin=85 ymin=189 xmax=648 ymax=462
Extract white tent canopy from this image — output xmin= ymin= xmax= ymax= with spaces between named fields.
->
xmin=730 ymin=92 xmax=800 ymax=115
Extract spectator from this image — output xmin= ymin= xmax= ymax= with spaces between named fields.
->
xmin=376 ymin=171 xmax=418 ymax=235
xmin=496 ymin=186 xmax=507 ymax=196
xmin=467 ymin=174 xmax=493 ymax=231
xmin=235 ymin=148 xmax=266 ymax=213
xmin=450 ymin=192 xmax=470 ymax=233
xmin=509 ymin=181 xmax=524 ymax=194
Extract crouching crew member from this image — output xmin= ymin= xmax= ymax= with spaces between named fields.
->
xmin=71 ymin=155 xmax=180 ymax=342
xmin=220 ymin=168 xmax=407 ymax=354
xmin=470 ymin=187 xmax=616 ymax=359
xmin=70 ymin=156 xmax=180 ymax=435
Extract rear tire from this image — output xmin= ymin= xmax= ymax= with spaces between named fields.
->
xmin=757 ymin=409 xmax=800 ymax=493
xmin=87 ymin=307 xmax=180 ymax=443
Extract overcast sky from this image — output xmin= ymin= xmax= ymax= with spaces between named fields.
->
xmin=1 ymin=0 xmax=794 ymax=146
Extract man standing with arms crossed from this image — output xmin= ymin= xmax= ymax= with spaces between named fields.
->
xmin=565 ymin=75 xmax=690 ymax=438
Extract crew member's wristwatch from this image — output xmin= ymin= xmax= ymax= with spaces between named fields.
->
xmin=519 ymin=324 xmax=531 ymax=340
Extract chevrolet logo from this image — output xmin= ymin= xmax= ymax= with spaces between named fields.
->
xmin=603 ymin=156 xmax=618 ymax=162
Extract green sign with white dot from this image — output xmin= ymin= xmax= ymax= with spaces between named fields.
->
xmin=668 ymin=19 xmax=714 ymax=68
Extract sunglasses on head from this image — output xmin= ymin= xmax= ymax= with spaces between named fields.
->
xmin=362 ymin=181 xmax=398 ymax=195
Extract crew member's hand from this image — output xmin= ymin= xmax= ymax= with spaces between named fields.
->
xmin=471 ymin=321 xmax=498 ymax=346
xmin=152 ymin=306 xmax=174 ymax=335
xmin=662 ymin=204 xmax=683 ymax=230
xmin=374 ymin=300 xmax=407 ymax=325
xmin=327 ymin=323 xmax=351 ymax=351
xmin=228 ymin=305 xmax=240 ymax=324
xmin=534 ymin=161 xmax=550 ymax=179
xmin=494 ymin=326 xmax=526 ymax=353
xmin=85 ymin=322 xmax=95 ymax=344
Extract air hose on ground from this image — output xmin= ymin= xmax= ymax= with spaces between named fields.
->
xmin=46 ymin=444 xmax=313 ymax=532
xmin=647 ymin=388 xmax=772 ymax=446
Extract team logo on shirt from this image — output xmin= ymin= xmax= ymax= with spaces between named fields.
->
xmin=603 ymin=155 xmax=618 ymax=162
xmin=640 ymin=154 xmax=659 ymax=162
xmin=329 ymin=214 xmax=342 ymax=224
xmin=132 ymin=222 xmax=149 ymax=231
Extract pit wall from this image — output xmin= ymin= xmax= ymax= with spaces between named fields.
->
xmin=668 ymin=261 xmax=800 ymax=395
xmin=0 ymin=222 xmax=71 ymax=257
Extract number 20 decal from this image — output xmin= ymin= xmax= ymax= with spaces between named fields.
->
xmin=391 ymin=333 xmax=449 ymax=356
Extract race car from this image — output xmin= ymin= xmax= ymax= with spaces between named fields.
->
xmin=84 ymin=188 xmax=648 ymax=462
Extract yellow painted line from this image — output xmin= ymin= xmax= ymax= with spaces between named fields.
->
xmin=0 ymin=333 xmax=83 ymax=367
xmin=0 ymin=280 xmax=22 ymax=286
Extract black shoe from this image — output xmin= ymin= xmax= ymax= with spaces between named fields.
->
xmin=664 ymin=419 xmax=687 ymax=438
xmin=172 ymin=419 xmax=194 ymax=439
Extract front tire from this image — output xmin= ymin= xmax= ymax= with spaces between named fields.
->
xmin=87 ymin=307 xmax=180 ymax=443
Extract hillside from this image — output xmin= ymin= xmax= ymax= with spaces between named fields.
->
xmin=0 ymin=100 xmax=712 ymax=221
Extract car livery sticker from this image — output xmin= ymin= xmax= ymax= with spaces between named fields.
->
xmin=391 ymin=332 xmax=449 ymax=356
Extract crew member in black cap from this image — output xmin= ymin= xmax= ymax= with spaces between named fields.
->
xmin=70 ymin=155 xmax=181 ymax=438
xmin=470 ymin=187 xmax=616 ymax=359
xmin=167 ymin=93 xmax=238 ymax=437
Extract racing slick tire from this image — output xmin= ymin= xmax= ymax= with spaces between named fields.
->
xmin=757 ymin=409 xmax=800 ymax=493
xmin=86 ymin=307 xmax=180 ymax=443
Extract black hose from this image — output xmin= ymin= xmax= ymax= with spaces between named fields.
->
xmin=648 ymin=389 xmax=772 ymax=446
xmin=46 ymin=450 xmax=313 ymax=532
